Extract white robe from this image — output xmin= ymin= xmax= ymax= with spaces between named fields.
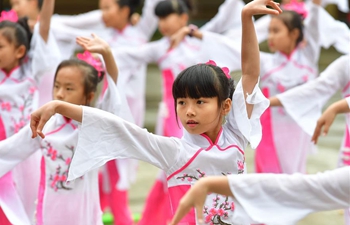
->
xmin=228 ymin=166 xmax=350 ymax=225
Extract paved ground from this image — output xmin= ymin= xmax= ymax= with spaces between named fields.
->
xmin=126 ymin=47 xmax=346 ymax=225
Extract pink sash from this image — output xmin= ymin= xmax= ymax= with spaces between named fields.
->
xmin=255 ymin=88 xmax=282 ymax=173
xmin=162 ymin=69 xmax=182 ymax=138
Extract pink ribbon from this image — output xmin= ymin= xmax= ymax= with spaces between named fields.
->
xmin=0 ymin=10 xmax=18 ymax=22
xmin=205 ymin=60 xmax=231 ymax=79
xmin=76 ymin=51 xmax=104 ymax=77
xmin=283 ymin=0 xmax=308 ymax=19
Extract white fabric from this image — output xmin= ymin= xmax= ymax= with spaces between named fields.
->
xmin=277 ymin=54 xmax=350 ymax=136
xmin=229 ymin=167 xmax=350 ymax=225
xmin=0 ymin=72 xmax=127 ymax=224
xmin=347 ymin=96 xmax=350 ymax=109
xmin=305 ymin=0 xmax=349 ymax=12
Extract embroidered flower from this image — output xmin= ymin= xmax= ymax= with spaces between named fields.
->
xmin=19 ymin=105 xmax=24 ymax=112
xmin=217 ymin=208 xmax=225 ymax=216
xmin=230 ymin=202 xmax=235 ymax=211
xmin=205 ymin=214 xmax=213 ymax=223
xmin=65 ymin=157 xmax=72 ymax=165
xmin=1 ymin=102 xmax=11 ymax=111
xmin=51 ymin=150 xmax=57 ymax=160
xmin=29 ymin=86 xmax=37 ymax=94
xmin=277 ymin=82 xmax=285 ymax=93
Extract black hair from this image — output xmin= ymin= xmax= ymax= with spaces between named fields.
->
xmin=38 ymin=0 xmax=44 ymax=10
xmin=115 ymin=0 xmax=141 ymax=18
xmin=273 ymin=10 xmax=304 ymax=46
xmin=53 ymin=59 xmax=105 ymax=103
xmin=155 ymin=0 xmax=192 ymax=18
xmin=173 ymin=63 xmax=235 ymax=117
xmin=0 ymin=18 xmax=32 ymax=62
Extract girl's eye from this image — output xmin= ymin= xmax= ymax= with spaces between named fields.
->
xmin=66 ymin=88 xmax=73 ymax=91
xmin=177 ymin=101 xmax=185 ymax=105
xmin=197 ymin=100 xmax=204 ymax=104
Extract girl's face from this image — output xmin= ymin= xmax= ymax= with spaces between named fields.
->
xmin=158 ymin=13 xmax=188 ymax=37
xmin=53 ymin=67 xmax=91 ymax=105
xmin=268 ymin=17 xmax=298 ymax=54
xmin=99 ymin=0 xmax=129 ymax=29
xmin=176 ymin=97 xmax=225 ymax=138
xmin=0 ymin=33 xmax=25 ymax=73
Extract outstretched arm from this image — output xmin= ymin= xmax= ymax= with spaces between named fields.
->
xmin=311 ymin=97 xmax=350 ymax=144
xmin=241 ymin=0 xmax=281 ymax=118
xmin=39 ymin=0 xmax=55 ymax=42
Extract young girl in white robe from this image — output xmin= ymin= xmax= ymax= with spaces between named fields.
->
xmin=170 ymin=96 xmax=350 ymax=225
xmin=28 ymin=1 xmax=282 ymax=224
xmin=269 ymin=54 xmax=350 ymax=224
xmin=0 ymin=34 xmax=133 ymax=225
xmin=254 ymin=2 xmax=322 ymax=174
xmin=0 ymin=1 xmax=60 ymax=223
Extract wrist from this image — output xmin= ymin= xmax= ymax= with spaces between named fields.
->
xmin=187 ymin=24 xmax=198 ymax=37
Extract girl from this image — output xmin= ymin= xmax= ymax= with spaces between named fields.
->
xmin=269 ymin=54 xmax=350 ymax=224
xmin=169 ymin=165 xmax=350 ymax=225
xmin=0 ymin=33 xmax=132 ymax=224
xmin=52 ymin=1 xmax=161 ymax=222
xmin=254 ymin=1 xmax=322 ymax=174
xmin=0 ymin=0 xmax=60 ymax=223
xmin=29 ymin=1 xmax=281 ymax=224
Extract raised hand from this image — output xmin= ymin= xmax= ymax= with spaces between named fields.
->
xmin=76 ymin=33 xmax=110 ymax=56
xmin=243 ymin=0 xmax=282 ymax=16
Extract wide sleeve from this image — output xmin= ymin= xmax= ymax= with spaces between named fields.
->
xmin=113 ymin=40 xmax=165 ymax=70
xmin=228 ymin=167 xmax=350 ymax=225
xmin=67 ymin=106 xmax=181 ymax=181
xmin=302 ymin=2 xmax=321 ymax=65
xmin=30 ymin=23 xmax=61 ymax=83
xmin=51 ymin=10 xmax=103 ymax=29
xmin=226 ymin=79 xmax=270 ymax=149
xmin=276 ymin=55 xmax=350 ymax=136
xmin=135 ymin=0 xmax=161 ymax=40
xmin=200 ymin=0 xmax=245 ymax=34
xmin=0 ymin=125 xmax=41 ymax=177
xmin=199 ymin=31 xmax=242 ymax=72
xmin=317 ymin=7 xmax=350 ymax=54
xmin=95 ymin=73 xmax=134 ymax=123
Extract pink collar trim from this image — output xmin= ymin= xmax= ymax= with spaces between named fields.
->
xmin=1 ymin=65 xmax=20 ymax=77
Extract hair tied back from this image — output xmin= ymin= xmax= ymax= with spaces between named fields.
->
xmin=76 ymin=51 xmax=104 ymax=78
xmin=205 ymin=60 xmax=231 ymax=79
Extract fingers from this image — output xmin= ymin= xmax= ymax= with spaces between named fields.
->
xmin=311 ymin=119 xmax=325 ymax=144
xmin=266 ymin=1 xmax=282 ymax=15
xmin=30 ymin=116 xmax=38 ymax=138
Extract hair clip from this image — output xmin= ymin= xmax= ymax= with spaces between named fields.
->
xmin=0 ymin=10 xmax=19 ymax=22
xmin=282 ymin=0 xmax=308 ymax=19
xmin=76 ymin=51 xmax=104 ymax=77
xmin=205 ymin=60 xmax=231 ymax=79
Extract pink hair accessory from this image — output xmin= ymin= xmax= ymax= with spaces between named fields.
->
xmin=76 ymin=51 xmax=104 ymax=77
xmin=205 ymin=60 xmax=231 ymax=79
xmin=0 ymin=10 xmax=18 ymax=22
xmin=283 ymin=0 xmax=308 ymax=19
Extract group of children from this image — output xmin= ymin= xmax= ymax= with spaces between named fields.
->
xmin=0 ymin=0 xmax=349 ymax=224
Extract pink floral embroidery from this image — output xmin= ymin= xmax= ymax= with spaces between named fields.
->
xmin=302 ymin=75 xmax=309 ymax=82
xmin=237 ymin=160 xmax=244 ymax=174
xmin=29 ymin=86 xmax=37 ymax=94
xmin=277 ymin=82 xmax=285 ymax=93
xmin=1 ymin=102 xmax=11 ymax=111
xmin=203 ymin=195 xmax=233 ymax=224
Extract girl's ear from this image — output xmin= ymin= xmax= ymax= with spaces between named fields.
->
xmin=221 ymin=98 xmax=231 ymax=116
xmin=180 ymin=13 xmax=189 ymax=25
xmin=86 ymin=92 xmax=95 ymax=106
xmin=15 ymin=45 xmax=26 ymax=60
xmin=290 ymin=28 xmax=300 ymax=43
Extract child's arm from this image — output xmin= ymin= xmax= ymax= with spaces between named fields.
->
xmin=311 ymin=97 xmax=350 ymax=144
xmin=170 ymin=176 xmax=232 ymax=224
xmin=241 ymin=0 xmax=281 ymax=118
xmin=39 ymin=0 xmax=55 ymax=42
xmin=76 ymin=34 xmax=118 ymax=83
xmin=31 ymin=101 xmax=82 ymax=138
